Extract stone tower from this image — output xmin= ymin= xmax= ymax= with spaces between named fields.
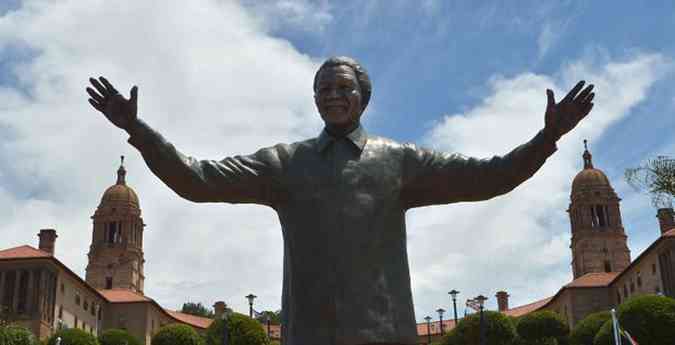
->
xmin=85 ymin=156 xmax=146 ymax=293
xmin=568 ymin=141 xmax=631 ymax=279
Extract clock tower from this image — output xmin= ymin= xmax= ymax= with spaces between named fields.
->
xmin=85 ymin=157 xmax=146 ymax=293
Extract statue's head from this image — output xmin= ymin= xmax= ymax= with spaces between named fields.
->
xmin=313 ymin=56 xmax=371 ymax=131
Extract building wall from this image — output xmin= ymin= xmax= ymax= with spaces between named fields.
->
xmin=612 ymin=238 xmax=675 ymax=302
xmin=53 ymin=268 xmax=105 ymax=336
xmin=102 ymin=302 xmax=150 ymax=344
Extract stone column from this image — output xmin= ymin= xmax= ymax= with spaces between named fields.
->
xmin=0 ymin=271 xmax=5 ymax=312
xmin=12 ymin=270 xmax=20 ymax=313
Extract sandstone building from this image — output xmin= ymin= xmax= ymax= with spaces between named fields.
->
xmin=418 ymin=143 xmax=675 ymax=344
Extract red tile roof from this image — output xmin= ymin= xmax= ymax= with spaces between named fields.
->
xmin=165 ymin=310 xmax=214 ymax=329
xmin=417 ymin=319 xmax=456 ymax=336
xmin=502 ymin=296 xmax=553 ymax=317
xmin=565 ymin=272 xmax=619 ymax=288
xmin=98 ymin=289 xmax=152 ymax=303
xmin=0 ymin=245 xmax=51 ymax=259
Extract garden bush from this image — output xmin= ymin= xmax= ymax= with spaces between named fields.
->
xmin=98 ymin=329 xmax=142 ymax=345
xmin=205 ymin=313 xmax=268 ymax=345
xmin=47 ymin=328 xmax=99 ymax=345
xmin=151 ymin=324 xmax=202 ymax=345
xmin=0 ymin=325 xmax=36 ymax=345
xmin=517 ymin=310 xmax=569 ymax=345
xmin=569 ymin=311 xmax=610 ymax=345
xmin=594 ymin=295 xmax=675 ymax=345
xmin=440 ymin=310 xmax=517 ymax=345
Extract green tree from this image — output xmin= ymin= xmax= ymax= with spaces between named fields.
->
xmin=625 ymin=156 xmax=675 ymax=207
xmin=569 ymin=311 xmax=610 ymax=345
xmin=98 ymin=329 xmax=142 ymax=345
xmin=151 ymin=324 xmax=202 ymax=345
xmin=205 ymin=313 xmax=269 ymax=345
xmin=440 ymin=311 xmax=517 ymax=345
xmin=594 ymin=295 xmax=675 ymax=345
xmin=181 ymin=302 xmax=215 ymax=319
xmin=47 ymin=328 xmax=99 ymax=345
xmin=254 ymin=310 xmax=281 ymax=325
xmin=0 ymin=324 xmax=37 ymax=345
xmin=516 ymin=311 xmax=569 ymax=345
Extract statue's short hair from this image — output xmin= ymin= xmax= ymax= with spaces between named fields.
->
xmin=313 ymin=56 xmax=372 ymax=111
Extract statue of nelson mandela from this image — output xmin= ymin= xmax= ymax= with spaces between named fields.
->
xmin=86 ymin=56 xmax=594 ymax=345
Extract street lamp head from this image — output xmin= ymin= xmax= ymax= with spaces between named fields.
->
xmin=475 ymin=295 xmax=488 ymax=307
xmin=245 ymin=294 xmax=257 ymax=304
xmin=436 ymin=308 xmax=446 ymax=317
xmin=424 ymin=316 xmax=432 ymax=322
xmin=448 ymin=289 xmax=460 ymax=300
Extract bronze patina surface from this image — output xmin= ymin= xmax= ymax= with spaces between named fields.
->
xmin=87 ymin=56 xmax=594 ymax=345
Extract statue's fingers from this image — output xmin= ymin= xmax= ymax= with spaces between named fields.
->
xmin=576 ymin=84 xmax=594 ymax=102
xmin=582 ymin=92 xmax=595 ymax=105
xmin=88 ymin=98 xmax=104 ymax=112
xmin=562 ymin=80 xmax=585 ymax=103
xmin=581 ymin=102 xmax=594 ymax=118
xmin=86 ymin=87 xmax=104 ymax=103
xmin=89 ymin=78 xmax=108 ymax=96
xmin=99 ymin=76 xmax=119 ymax=95
xmin=130 ymin=85 xmax=138 ymax=104
xmin=546 ymin=89 xmax=555 ymax=107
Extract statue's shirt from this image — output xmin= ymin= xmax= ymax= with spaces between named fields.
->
xmin=128 ymin=122 xmax=556 ymax=345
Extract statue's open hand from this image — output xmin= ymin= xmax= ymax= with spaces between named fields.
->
xmin=544 ymin=80 xmax=594 ymax=142
xmin=87 ymin=77 xmax=138 ymax=132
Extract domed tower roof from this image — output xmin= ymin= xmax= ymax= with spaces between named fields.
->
xmin=99 ymin=156 xmax=139 ymax=208
xmin=572 ymin=140 xmax=612 ymax=194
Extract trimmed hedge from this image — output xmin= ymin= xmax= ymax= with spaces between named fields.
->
xmin=0 ymin=325 xmax=36 ymax=345
xmin=98 ymin=329 xmax=142 ymax=345
xmin=516 ymin=310 xmax=569 ymax=344
xmin=151 ymin=324 xmax=202 ymax=345
xmin=205 ymin=313 xmax=268 ymax=345
xmin=569 ymin=311 xmax=610 ymax=345
xmin=594 ymin=295 xmax=675 ymax=345
xmin=47 ymin=328 xmax=99 ymax=345
xmin=440 ymin=310 xmax=517 ymax=345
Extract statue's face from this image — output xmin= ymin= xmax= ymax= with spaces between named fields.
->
xmin=314 ymin=65 xmax=363 ymax=129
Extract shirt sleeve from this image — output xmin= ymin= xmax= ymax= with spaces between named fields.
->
xmin=401 ymin=129 xmax=557 ymax=209
xmin=126 ymin=119 xmax=283 ymax=205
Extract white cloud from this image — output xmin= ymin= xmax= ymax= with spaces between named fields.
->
xmin=241 ymin=0 xmax=333 ymax=34
xmin=0 ymin=0 xmax=322 ymax=314
xmin=407 ymin=53 xmax=670 ymax=315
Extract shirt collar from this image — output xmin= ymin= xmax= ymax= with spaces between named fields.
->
xmin=317 ymin=125 xmax=368 ymax=152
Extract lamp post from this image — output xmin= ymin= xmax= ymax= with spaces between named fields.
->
xmin=475 ymin=295 xmax=488 ymax=345
xmin=436 ymin=308 xmax=446 ymax=335
xmin=424 ymin=316 xmax=432 ymax=345
xmin=448 ymin=289 xmax=460 ymax=327
xmin=245 ymin=294 xmax=257 ymax=319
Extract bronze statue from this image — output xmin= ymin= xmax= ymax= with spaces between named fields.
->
xmin=87 ymin=56 xmax=593 ymax=345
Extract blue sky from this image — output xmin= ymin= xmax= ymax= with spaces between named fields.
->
xmin=0 ymin=0 xmax=674 ymax=323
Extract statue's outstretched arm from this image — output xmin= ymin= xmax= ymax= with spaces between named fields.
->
xmin=401 ymin=81 xmax=594 ymax=208
xmin=87 ymin=77 xmax=281 ymax=205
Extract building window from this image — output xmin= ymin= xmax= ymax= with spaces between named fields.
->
xmin=105 ymin=277 xmax=113 ymax=289
xmin=624 ymin=284 xmax=628 ymax=297
xmin=653 ymin=263 xmax=657 ymax=275
xmin=58 ymin=305 xmax=63 ymax=319
xmin=60 ymin=283 xmax=65 ymax=294
xmin=83 ymin=299 xmax=89 ymax=311
xmin=637 ymin=271 xmax=642 ymax=288
xmin=74 ymin=316 xmax=78 ymax=329
xmin=617 ymin=291 xmax=621 ymax=304
xmin=604 ymin=260 xmax=612 ymax=273
xmin=630 ymin=280 xmax=635 ymax=293
xmin=75 ymin=292 xmax=81 ymax=306
xmin=91 ymin=303 xmax=96 ymax=316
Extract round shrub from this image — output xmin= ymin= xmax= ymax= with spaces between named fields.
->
xmin=594 ymin=295 xmax=675 ymax=345
xmin=570 ymin=311 xmax=610 ymax=345
xmin=0 ymin=325 xmax=36 ymax=345
xmin=205 ymin=313 xmax=268 ymax=345
xmin=151 ymin=324 xmax=202 ymax=345
xmin=47 ymin=328 xmax=99 ymax=345
xmin=441 ymin=310 xmax=517 ymax=345
xmin=592 ymin=320 xmax=613 ymax=345
xmin=99 ymin=329 xmax=142 ymax=345
xmin=517 ymin=310 xmax=569 ymax=344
